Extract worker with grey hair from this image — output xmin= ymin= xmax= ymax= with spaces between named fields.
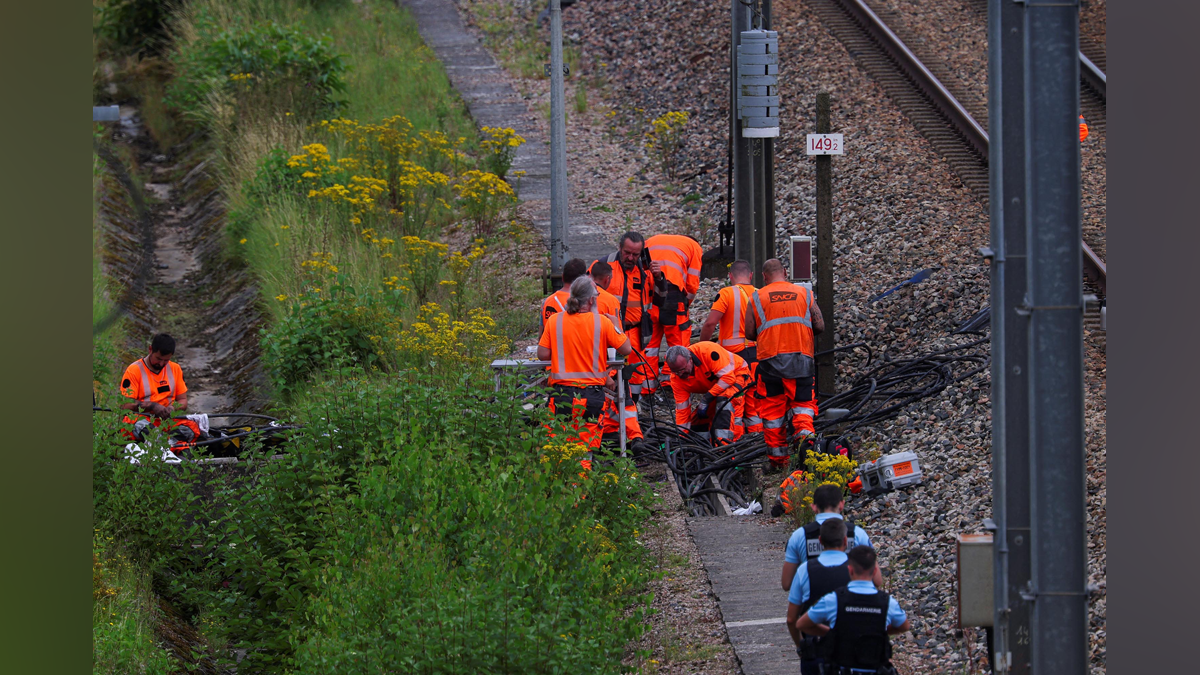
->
xmin=538 ymin=276 xmax=632 ymax=464
xmin=663 ymin=341 xmax=752 ymax=443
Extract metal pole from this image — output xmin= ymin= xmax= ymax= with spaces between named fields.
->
xmin=815 ymin=93 xmax=835 ymax=400
xmin=1023 ymin=3 xmax=1087 ymax=673
xmin=549 ymin=0 xmax=568 ymax=276
xmin=989 ymin=0 xmax=1032 ymax=671
xmin=732 ymin=0 xmax=757 ymax=284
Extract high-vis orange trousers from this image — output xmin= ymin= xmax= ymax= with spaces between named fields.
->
xmin=600 ymin=397 xmax=643 ymax=442
xmin=624 ymin=327 xmax=651 ymax=397
xmin=739 ymin=361 xmax=763 ymax=434
xmin=755 ymin=372 xmax=818 ymax=466
xmin=547 ymin=386 xmax=607 ymax=469
xmin=644 ymin=323 xmax=690 ymax=393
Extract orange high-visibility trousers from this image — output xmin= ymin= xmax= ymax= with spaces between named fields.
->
xmin=623 ymin=327 xmax=652 ymax=397
xmin=739 ymin=361 xmax=763 ymax=433
xmin=547 ymin=388 xmax=606 ymax=470
xmin=643 ymin=321 xmax=690 ymax=393
xmin=600 ymin=396 xmax=644 ymax=441
xmin=755 ymin=373 xmax=818 ymax=466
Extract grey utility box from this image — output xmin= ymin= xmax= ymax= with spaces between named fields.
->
xmin=956 ymin=533 xmax=993 ymax=627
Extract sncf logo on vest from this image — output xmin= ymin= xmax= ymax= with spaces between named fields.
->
xmin=769 ymin=291 xmax=798 ymax=302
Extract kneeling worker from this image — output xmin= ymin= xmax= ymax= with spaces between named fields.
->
xmin=118 ymin=333 xmax=203 ymax=448
xmin=786 ymin=519 xmax=883 ymax=675
xmin=120 ymin=333 xmax=188 ymax=419
xmin=663 ymin=342 xmax=752 ymax=444
xmin=797 ymin=546 xmax=910 ymax=675
xmin=699 ymin=258 xmax=761 ymax=433
xmin=538 ymin=277 xmax=632 ymax=464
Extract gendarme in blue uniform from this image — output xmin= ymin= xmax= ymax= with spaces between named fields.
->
xmin=806 ymin=580 xmax=907 ymax=674
xmin=784 ymin=513 xmax=872 ymax=564
xmin=789 ymin=550 xmax=847 ymax=606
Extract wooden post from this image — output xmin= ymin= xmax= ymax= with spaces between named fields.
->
xmin=815 ymin=93 xmax=835 ymax=400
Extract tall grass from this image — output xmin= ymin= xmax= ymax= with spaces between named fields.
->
xmin=93 ymin=533 xmax=176 ymax=675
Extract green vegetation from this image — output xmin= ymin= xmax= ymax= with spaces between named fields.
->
xmin=93 ymin=0 xmax=656 ymax=672
xmin=470 ymin=2 xmax=581 ymax=80
xmin=94 ymin=371 xmax=655 ymax=672
xmin=93 ymin=532 xmax=176 ymax=675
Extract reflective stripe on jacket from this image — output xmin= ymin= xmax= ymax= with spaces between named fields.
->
xmin=120 ymin=358 xmax=185 ymax=408
xmin=600 ymin=256 xmax=651 ymax=327
xmin=539 ymin=311 xmax=628 ymax=386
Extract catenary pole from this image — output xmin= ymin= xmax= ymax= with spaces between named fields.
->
xmin=988 ymin=0 xmax=1032 ymax=671
xmin=1023 ymin=3 xmax=1087 ymax=673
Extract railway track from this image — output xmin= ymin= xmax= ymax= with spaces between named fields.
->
xmin=808 ymin=0 xmax=1106 ymax=298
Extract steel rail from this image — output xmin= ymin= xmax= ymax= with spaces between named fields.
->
xmin=831 ymin=0 xmax=1106 ymax=293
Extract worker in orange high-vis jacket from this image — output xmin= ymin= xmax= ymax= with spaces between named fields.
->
xmin=745 ymin=258 xmax=825 ymax=467
xmin=541 ymin=258 xmax=587 ymax=334
xmin=118 ymin=333 xmax=204 ymax=450
xmin=598 ymin=232 xmax=654 ymax=407
xmin=1079 ymin=115 xmax=1089 ymax=143
xmin=590 ymin=261 xmax=646 ymax=450
xmin=663 ymin=342 xmax=753 ymax=444
xmin=644 ymin=233 xmax=704 ymax=394
xmin=699 ymin=259 xmax=762 ymax=434
xmin=538 ymin=276 xmax=633 ymax=468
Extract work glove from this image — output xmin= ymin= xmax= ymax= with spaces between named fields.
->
xmin=701 ymin=393 xmax=717 ymax=419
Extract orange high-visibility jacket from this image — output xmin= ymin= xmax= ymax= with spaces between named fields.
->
xmin=540 ymin=287 xmax=621 ymax=333
xmin=1079 ymin=116 xmax=1089 ymax=142
xmin=751 ymin=281 xmax=815 ymax=362
xmin=646 ymin=234 xmax=703 ymax=296
xmin=598 ymin=258 xmax=652 ymax=328
xmin=539 ymin=311 xmax=628 ymax=387
xmin=120 ymin=358 xmax=187 ymax=408
xmin=712 ymin=283 xmax=757 ymax=352
xmin=669 ymin=342 xmax=751 ymax=400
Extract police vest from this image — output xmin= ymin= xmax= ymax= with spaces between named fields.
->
xmin=803 ymin=518 xmax=858 ymax=560
xmin=820 ymin=588 xmax=894 ymax=671
xmin=799 ymin=558 xmax=851 ymax=614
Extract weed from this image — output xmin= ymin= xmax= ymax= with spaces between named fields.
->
xmin=644 ymin=111 xmax=690 ymax=180
xmin=574 ymin=82 xmax=588 ymax=114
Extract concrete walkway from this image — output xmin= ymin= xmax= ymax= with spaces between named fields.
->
xmin=403 ymin=0 xmax=612 ymax=264
xmin=688 ymin=516 xmax=801 ymax=674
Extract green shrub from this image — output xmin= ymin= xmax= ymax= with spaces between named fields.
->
xmin=94 ymin=0 xmax=172 ymax=56
xmin=284 ymin=373 xmax=655 ymax=673
xmin=168 ymin=20 xmax=348 ymax=119
xmin=261 ymin=280 xmax=401 ymax=399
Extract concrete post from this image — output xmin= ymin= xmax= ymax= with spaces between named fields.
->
xmin=815 ymin=93 xmax=835 ymax=400
xmin=549 ymin=0 xmax=568 ymax=276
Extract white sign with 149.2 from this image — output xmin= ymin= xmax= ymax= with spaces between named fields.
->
xmin=806 ymin=133 xmax=844 ymax=155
